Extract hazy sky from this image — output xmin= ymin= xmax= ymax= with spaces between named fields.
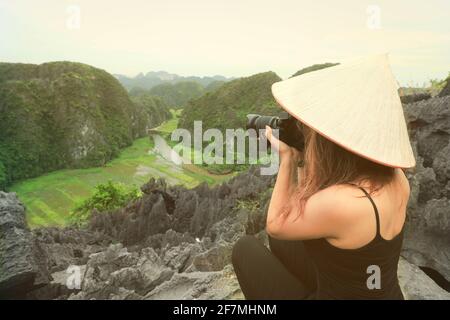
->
xmin=1 ymin=0 xmax=449 ymax=85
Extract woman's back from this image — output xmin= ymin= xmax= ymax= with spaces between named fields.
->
xmin=303 ymin=168 xmax=409 ymax=299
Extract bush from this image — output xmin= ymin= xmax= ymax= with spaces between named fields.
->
xmin=70 ymin=181 xmax=141 ymax=224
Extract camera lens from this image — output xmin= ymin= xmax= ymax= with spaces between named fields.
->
xmin=246 ymin=114 xmax=279 ymax=132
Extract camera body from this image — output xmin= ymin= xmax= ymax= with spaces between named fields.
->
xmin=246 ymin=112 xmax=305 ymax=152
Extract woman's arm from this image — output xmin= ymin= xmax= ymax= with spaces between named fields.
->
xmin=266 ymin=150 xmax=301 ymax=227
xmin=264 ymin=126 xmax=343 ymax=241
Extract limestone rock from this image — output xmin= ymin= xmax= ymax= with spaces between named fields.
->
xmin=398 ymin=257 xmax=450 ymax=300
xmin=403 ymin=96 xmax=450 ymax=281
xmin=144 ymin=265 xmax=243 ymax=300
xmin=0 ymin=192 xmax=50 ymax=298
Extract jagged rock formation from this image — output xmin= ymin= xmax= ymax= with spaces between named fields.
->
xmin=398 ymin=257 xmax=449 ymax=300
xmin=0 ymin=192 xmax=50 ymax=298
xmin=403 ymin=95 xmax=450 ymax=281
xmin=0 ymin=168 xmax=272 ymax=299
xmin=400 ymin=92 xmax=431 ymax=104
xmin=1 ymin=165 xmax=448 ymax=300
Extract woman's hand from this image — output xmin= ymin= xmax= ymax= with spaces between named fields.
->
xmin=265 ymin=126 xmax=303 ymax=164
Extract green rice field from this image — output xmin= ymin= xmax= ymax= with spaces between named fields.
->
xmin=10 ymin=111 xmax=233 ymax=228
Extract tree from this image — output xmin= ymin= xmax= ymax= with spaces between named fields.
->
xmin=70 ymin=180 xmax=141 ymax=224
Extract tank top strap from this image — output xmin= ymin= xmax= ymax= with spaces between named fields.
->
xmin=347 ymin=183 xmax=381 ymax=236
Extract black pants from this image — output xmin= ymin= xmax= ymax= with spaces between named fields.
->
xmin=232 ymin=234 xmax=318 ymax=300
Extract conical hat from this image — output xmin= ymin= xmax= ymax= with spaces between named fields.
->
xmin=271 ymin=54 xmax=415 ymax=168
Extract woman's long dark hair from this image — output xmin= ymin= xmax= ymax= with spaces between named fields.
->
xmin=285 ymin=123 xmax=396 ymax=220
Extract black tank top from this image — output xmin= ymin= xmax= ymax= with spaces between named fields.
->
xmin=303 ymin=184 xmax=405 ymax=300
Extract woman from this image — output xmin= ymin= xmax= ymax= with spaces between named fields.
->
xmin=232 ymin=54 xmax=415 ymax=300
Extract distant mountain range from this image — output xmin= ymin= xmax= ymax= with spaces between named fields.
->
xmin=114 ymin=71 xmax=234 ymax=91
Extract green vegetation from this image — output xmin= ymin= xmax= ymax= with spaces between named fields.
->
xmin=176 ymin=65 xmax=340 ymax=136
xmin=129 ymin=80 xmax=228 ymax=109
xmin=399 ymin=72 xmax=450 ymax=97
xmin=130 ymin=93 xmax=172 ymax=131
xmin=176 ymin=72 xmax=285 ymax=175
xmin=205 ymin=80 xmax=226 ymax=92
xmin=11 ymin=135 xmax=232 ymax=228
xmin=70 ymin=181 xmax=141 ymax=225
xmin=154 ymin=110 xmax=247 ymax=175
xmin=178 ymin=71 xmax=282 ymax=133
xmin=436 ymin=72 xmax=450 ymax=97
xmin=201 ymin=163 xmax=249 ymax=175
xmin=177 ymin=66 xmax=343 ymax=174
xmin=290 ymin=62 xmax=339 ymax=78
xmin=115 ymin=71 xmax=230 ymax=92
xmin=235 ymin=199 xmax=261 ymax=212
xmin=9 ymin=64 xmax=346 ymax=227
xmin=430 ymin=76 xmax=447 ymax=92
xmin=0 ymin=62 xmax=171 ymax=190
xmin=148 ymin=81 xmax=206 ymax=108
xmin=155 ymin=109 xmax=183 ymax=134
xmin=0 ymin=161 xmax=6 ymax=188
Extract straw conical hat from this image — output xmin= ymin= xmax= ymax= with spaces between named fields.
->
xmin=271 ymin=54 xmax=415 ymax=168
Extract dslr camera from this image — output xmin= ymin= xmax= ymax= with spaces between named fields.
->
xmin=246 ymin=112 xmax=305 ymax=152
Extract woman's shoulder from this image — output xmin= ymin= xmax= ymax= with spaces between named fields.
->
xmin=311 ymin=168 xmax=410 ymax=219
xmin=306 ymin=184 xmax=363 ymax=221
xmin=311 ymin=183 xmax=363 ymax=204
xmin=302 ymin=185 xmax=367 ymax=240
